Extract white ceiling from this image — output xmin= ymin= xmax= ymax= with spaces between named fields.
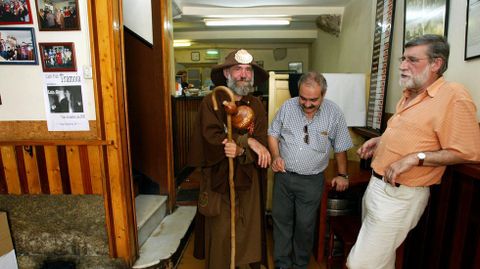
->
xmin=172 ymin=0 xmax=351 ymax=45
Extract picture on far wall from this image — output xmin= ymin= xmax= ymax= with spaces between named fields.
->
xmin=39 ymin=42 xmax=76 ymax=72
xmin=465 ymin=0 xmax=480 ymax=60
xmin=0 ymin=27 xmax=38 ymax=64
xmin=404 ymin=0 xmax=449 ymax=45
xmin=0 ymin=0 xmax=33 ymax=25
xmin=35 ymin=0 xmax=80 ymax=31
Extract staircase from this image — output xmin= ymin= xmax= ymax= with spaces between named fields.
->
xmin=132 ymin=194 xmax=197 ymax=268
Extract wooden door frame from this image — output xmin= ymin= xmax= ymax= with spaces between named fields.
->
xmin=87 ymin=0 xmax=176 ymax=265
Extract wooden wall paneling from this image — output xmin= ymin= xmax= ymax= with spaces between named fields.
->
xmin=14 ymin=146 xmax=29 ymax=194
xmin=155 ymin=0 xmax=176 ymax=210
xmin=0 ymin=150 xmax=6 ymax=193
xmin=27 ymin=146 xmax=42 ymax=194
xmin=88 ymin=146 xmax=105 ymax=194
xmin=34 ymin=146 xmax=50 ymax=194
xmin=448 ymin=177 xmax=474 ymax=268
xmin=79 ymin=146 xmax=93 ymax=194
xmin=89 ymin=0 xmax=136 ymax=263
xmin=0 ymin=146 xmax=21 ymax=194
xmin=0 ymin=121 xmax=99 ymax=140
xmin=44 ymin=145 xmax=63 ymax=194
xmin=66 ymin=146 xmax=84 ymax=194
xmin=57 ymin=146 xmax=72 ymax=194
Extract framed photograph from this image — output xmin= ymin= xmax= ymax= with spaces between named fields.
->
xmin=0 ymin=0 xmax=34 ymax=25
xmin=39 ymin=42 xmax=76 ymax=72
xmin=404 ymin=0 xmax=449 ymax=45
xmin=35 ymin=0 xmax=80 ymax=31
xmin=288 ymin=62 xmax=303 ymax=73
xmin=465 ymin=0 xmax=480 ymax=60
xmin=191 ymin=51 xmax=200 ymax=61
xmin=0 ymin=27 xmax=38 ymax=64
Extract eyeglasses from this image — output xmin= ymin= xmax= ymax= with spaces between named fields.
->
xmin=398 ymin=56 xmax=430 ymax=65
xmin=304 ymin=125 xmax=309 ymax=144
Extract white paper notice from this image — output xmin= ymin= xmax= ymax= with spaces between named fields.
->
xmin=43 ymin=72 xmax=89 ymax=131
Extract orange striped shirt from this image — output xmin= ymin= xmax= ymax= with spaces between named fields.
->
xmin=372 ymin=77 xmax=480 ymax=186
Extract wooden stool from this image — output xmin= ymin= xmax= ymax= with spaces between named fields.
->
xmin=327 ymin=214 xmax=362 ymax=269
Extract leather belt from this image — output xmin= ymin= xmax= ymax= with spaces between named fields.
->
xmin=372 ymin=170 xmax=400 ymax=187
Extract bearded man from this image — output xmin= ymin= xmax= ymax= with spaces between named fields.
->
xmin=347 ymin=35 xmax=480 ymax=269
xmin=188 ymin=49 xmax=271 ymax=269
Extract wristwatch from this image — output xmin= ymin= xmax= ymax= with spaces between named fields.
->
xmin=417 ymin=152 xmax=426 ymax=166
xmin=338 ymin=173 xmax=349 ymax=180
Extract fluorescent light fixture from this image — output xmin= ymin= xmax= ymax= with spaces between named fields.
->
xmin=173 ymin=40 xmax=192 ymax=47
xmin=204 ymin=18 xmax=290 ymax=26
xmin=206 ymin=49 xmax=219 ymax=55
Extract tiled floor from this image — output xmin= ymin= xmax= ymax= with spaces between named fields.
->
xmin=177 ymin=227 xmax=337 ymax=269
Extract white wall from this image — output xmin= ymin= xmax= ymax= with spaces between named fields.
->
xmin=0 ymin=0 xmax=95 ymax=121
xmin=380 ymin=0 xmax=480 ymax=119
xmin=312 ymin=0 xmax=480 ymax=120
xmin=311 ymin=0 xmax=376 ymax=74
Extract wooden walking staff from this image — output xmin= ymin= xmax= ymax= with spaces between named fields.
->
xmin=211 ymin=85 xmax=255 ymax=269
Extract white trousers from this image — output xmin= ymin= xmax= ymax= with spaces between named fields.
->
xmin=346 ymin=175 xmax=430 ymax=269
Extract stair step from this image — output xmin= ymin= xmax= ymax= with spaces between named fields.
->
xmin=135 ymin=195 xmax=168 ymax=247
xmin=132 ymin=206 xmax=197 ymax=269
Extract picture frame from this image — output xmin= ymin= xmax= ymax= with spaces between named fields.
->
xmin=404 ymin=0 xmax=449 ymax=45
xmin=288 ymin=62 xmax=303 ymax=74
xmin=34 ymin=0 xmax=80 ymax=31
xmin=0 ymin=0 xmax=34 ymax=25
xmin=191 ymin=51 xmax=200 ymax=61
xmin=39 ymin=42 xmax=76 ymax=72
xmin=465 ymin=0 xmax=480 ymax=60
xmin=0 ymin=27 xmax=38 ymax=65
xmin=366 ymin=0 xmax=396 ymax=131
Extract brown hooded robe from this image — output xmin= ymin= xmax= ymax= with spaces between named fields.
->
xmin=188 ymin=91 xmax=268 ymax=269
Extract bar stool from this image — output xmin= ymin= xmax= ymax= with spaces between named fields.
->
xmin=327 ymin=214 xmax=361 ymax=269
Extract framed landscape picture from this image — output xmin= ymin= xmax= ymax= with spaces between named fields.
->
xmin=35 ymin=0 xmax=80 ymax=31
xmin=404 ymin=0 xmax=449 ymax=44
xmin=0 ymin=0 xmax=33 ymax=25
xmin=0 ymin=27 xmax=38 ymax=64
xmin=39 ymin=42 xmax=76 ymax=72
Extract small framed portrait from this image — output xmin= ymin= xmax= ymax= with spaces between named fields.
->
xmin=39 ymin=42 xmax=76 ymax=72
xmin=191 ymin=51 xmax=200 ymax=61
xmin=0 ymin=0 xmax=34 ymax=25
xmin=0 ymin=27 xmax=38 ymax=65
xmin=35 ymin=0 xmax=80 ymax=31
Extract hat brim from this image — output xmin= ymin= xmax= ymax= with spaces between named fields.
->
xmin=211 ymin=61 xmax=268 ymax=87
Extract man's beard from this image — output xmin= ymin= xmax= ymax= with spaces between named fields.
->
xmin=226 ymin=75 xmax=255 ymax=96
xmin=399 ymin=64 xmax=431 ymax=90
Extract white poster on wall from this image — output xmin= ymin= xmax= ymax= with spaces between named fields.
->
xmin=43 ymin=72 xmax=89 ymax=131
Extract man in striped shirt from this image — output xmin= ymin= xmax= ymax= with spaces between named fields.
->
xmin=268 ymin=71 xmax=353 ymax=269
xmin=347 ymin=35 xmax=480 ymax=269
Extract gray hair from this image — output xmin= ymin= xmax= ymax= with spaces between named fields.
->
xmin=405 ymin=34 xmax=450 ymax=75
xmin=297 ymin=71 xmax=327 ymax=95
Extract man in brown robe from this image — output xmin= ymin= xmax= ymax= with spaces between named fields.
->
xmin=188 ymin=49 xmax=271 ymax=269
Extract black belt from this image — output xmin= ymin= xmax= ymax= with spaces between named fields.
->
xmin=372 ymin=170 xmax=400 ymax=187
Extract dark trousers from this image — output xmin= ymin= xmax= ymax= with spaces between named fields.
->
xmin=272 ymin=171 xmax=324 ymax=269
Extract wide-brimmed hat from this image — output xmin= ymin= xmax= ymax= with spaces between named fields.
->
xmin=211 ymin=49 xmax=268 ymax=87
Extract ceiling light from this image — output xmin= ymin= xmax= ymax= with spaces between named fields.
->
xmin=206 ymin=49 xmax=219 ymax=55
xmin=173 ymin=40 xmax=192 ymax=47
xmin=204 ymin=18 xmax=290 ymax=27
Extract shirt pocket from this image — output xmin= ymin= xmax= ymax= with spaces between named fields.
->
xmin=309 ymin=131 xmax=330 ymax=153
